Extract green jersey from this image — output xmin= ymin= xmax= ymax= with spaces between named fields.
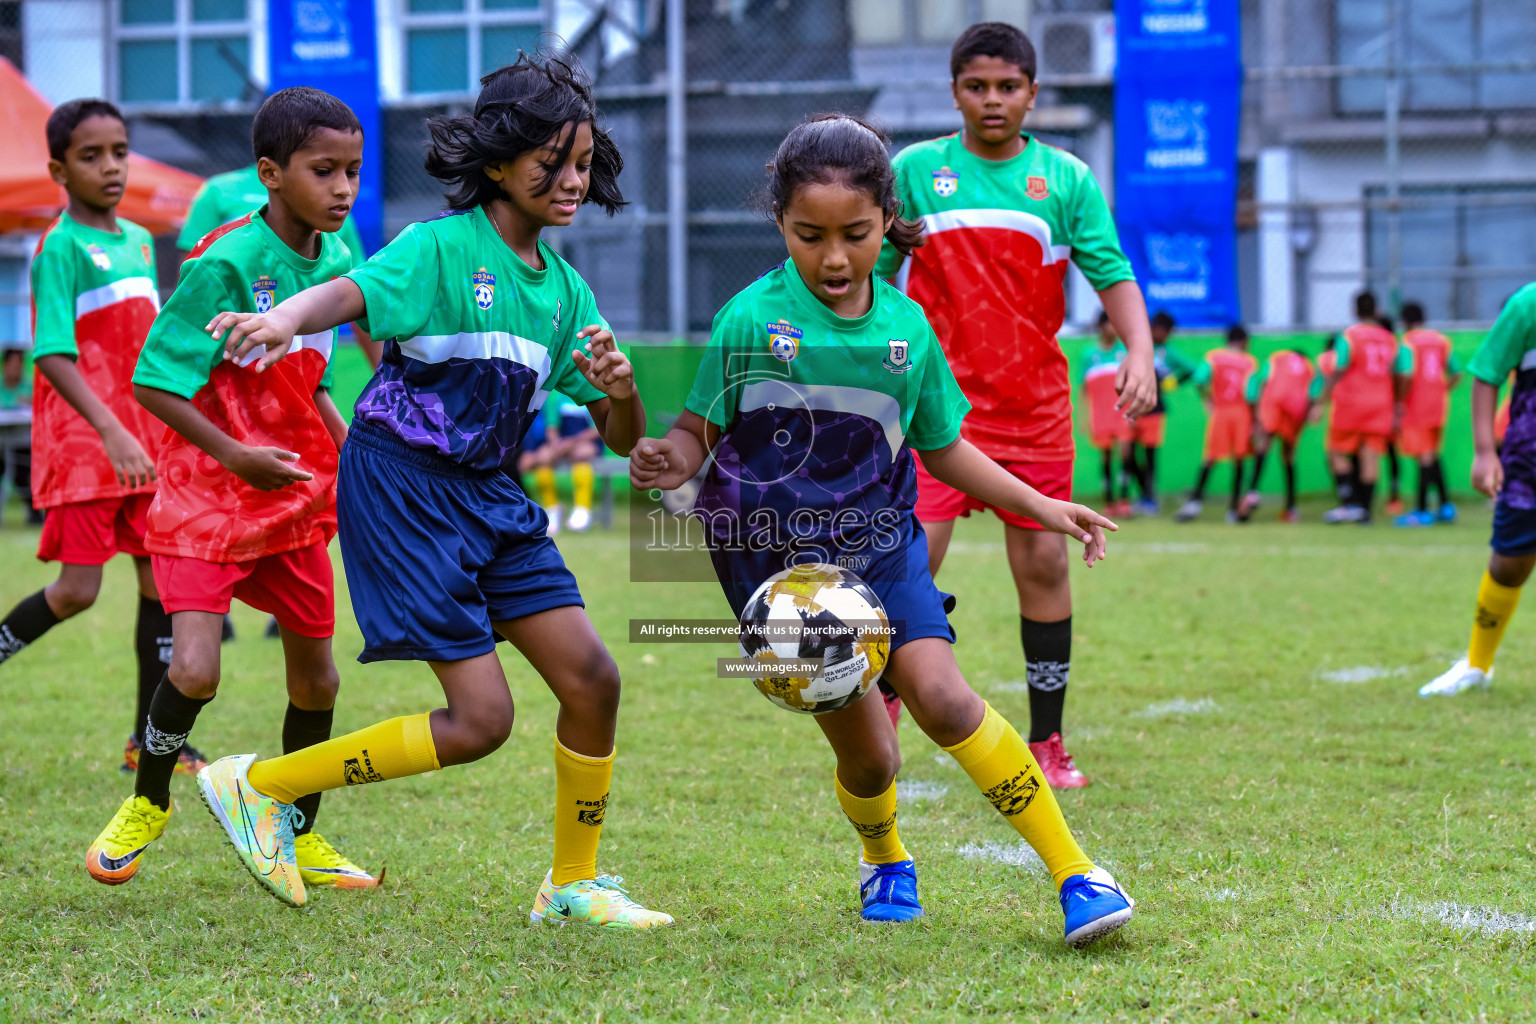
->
xmin=1472 ymin=283 xmax=1536 ymax=507
xmin=133 ymin=208 xmax=350 ymax=561
xmin=684 ymin=260 xmax=969 ymax=569
xmin=875 ymin=133 xmax=1135 ymax=462
xmin=178 ymin=165 xmax=367 ymax=265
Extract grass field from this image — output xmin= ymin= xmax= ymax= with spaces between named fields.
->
xmin=3 ymin=499 xmax=1535 ymax=1022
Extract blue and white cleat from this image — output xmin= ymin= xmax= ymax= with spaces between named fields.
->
xmin=1395 ymin=510 xmax=1435 ymax=528
xmin=1419 ymin=657 xmax=1491 ymax=697
xmin=1437 ymin=502 xmax=1458 ymax=524
xmin=858 ymin=858 xmax=924 ymax=922
xmin=1060 ymin=867 xmax=1134 ymax=947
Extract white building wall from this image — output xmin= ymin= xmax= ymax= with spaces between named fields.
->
xmin=22 ymin=1 xmax=108 ymax=105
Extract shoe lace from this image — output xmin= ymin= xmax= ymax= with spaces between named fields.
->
xmin=274 ymin=802 xmax=306 ymax=862
xmin=589 ymin=874 xmax=646 ymax=911
xmin=298 ymin=832 xmax=343 ymax=866
xmin=1061 ymin=874 xmax=1116 ymax=905
xmin=106 ymin=802 xmax=154 ymax=846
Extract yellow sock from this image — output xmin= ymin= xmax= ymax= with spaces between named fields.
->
xmin=944 ymin=702 xmax=1093 ymax=889
xmin=572 ymin=462 xmax=594 ymax=511
xmin=534 ymin=465 xmax=558 ymax=508
xmin=834 ymin=774 xmax=909 ymax=865
xmin=246 ymin=713 xmax=439 ymax=804
xmin=552 ymin=738 xmax=613 ymax=885
xmin=1469 ymin=571 xmax=1522 ymax=672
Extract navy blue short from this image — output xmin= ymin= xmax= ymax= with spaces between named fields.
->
xmin=338 ymin=423 xmax=585 ymax=663
xmin=1491 ymin=499 xmax=1536 ymax=558
xmin=712 ymin=518 xmax=956 ymax=652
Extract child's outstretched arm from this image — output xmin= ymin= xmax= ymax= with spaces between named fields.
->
xmin=917 ymin=437 xmax=1117 ymax=566
xmin=572 ymin=326 xmax=645 ymax=456
xmin=629 ymin=410 xmax=715 ymax=492
xmin=1471 ymin=378 xmax=1501 ymax=497
xmin=207 ymin=278 xmax=366 ymax=371
xmin=134 ymin=384 xmax=313 ymax=492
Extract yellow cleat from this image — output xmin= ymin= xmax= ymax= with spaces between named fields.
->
xmin=295 ymin=832 xmax=383 ymax=889
xmin=530 ymin=872 xmax=674 ymax=930
xmin=86 ymin=795 xmax=171 ymax=886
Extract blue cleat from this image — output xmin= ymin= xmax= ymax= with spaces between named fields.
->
xmin=1060 ymin=867 xmax=1134 ymax=947
xmin=1133 ymin=499 xmax=1160 ymax=517
xmin=1437 ymin=502 xmax=1458 ymax=524
xmin=858 ymin=859 xmax=924 ymax=922
xmin=1395 ymin=510 xmax=1434 ymax=528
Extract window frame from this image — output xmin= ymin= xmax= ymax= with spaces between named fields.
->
xmin=400 ymin=0 xmax=547 ymax=100
xmin=111 ymin=0 xmax=265 ymax=109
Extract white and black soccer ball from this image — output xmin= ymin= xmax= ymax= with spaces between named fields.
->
xmin=738 ymin=563 xmax=891 ymax=715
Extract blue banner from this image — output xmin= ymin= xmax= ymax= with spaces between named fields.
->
xmin=268 ymin=0 xmax=383 ymax=254
xmin=1114 ymin=0 xmax=1241 ymax=326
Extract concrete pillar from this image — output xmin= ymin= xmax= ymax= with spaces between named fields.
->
xmin=1257 ymin=146 xmax=1294 ymax=328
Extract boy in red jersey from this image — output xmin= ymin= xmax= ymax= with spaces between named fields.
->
xmin=84 ymin=88 xmax=375 ymax=891
xmin=1395 ymin=301 xmax=1463 ymax=526
xmin=0 ymin=100 xmax=206 ymax=776
xmin=1082 ymin=312 xmax=1134 ymax=514
xmin=1242 ymin=347 xmax=1316 ymax=522
xmin=1322 ymin=294 xmax=1411 ymax=524
xmin=1175 ymin=326 xmax=1258 ymax=523
xmin=874 ymin=22 xmax=1156 ymax=787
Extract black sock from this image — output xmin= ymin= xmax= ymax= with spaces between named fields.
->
xmin=1333 ymin=469 xmax=1354 ymax=505
xmin=1249 ymin=448 xmax=1269 ymax=492
xmin=0 ymin=590 xmax=61 ymax=665
xmin=1142 ymin=446 xmax=1158 ymax=501
xmin=1284 ymin=458 xmax=1297 ymax=511
xmin=1417 ymin=462 xmax=1431 ymax=513
xmin=1020 ymin=615 xmax=1070 ymax=743
xmin=1230 ymin=460 xmax=1246 ymax=510
xmin=282 ymin=703 xmax=335 ymax=836
xmin=1386 ymin=445 xmax=1401 ymax=501
xmin=1350 ymin=457 xmax=1363 ymax=505
xmin=134 ymin=673 xmax=212 ymax=810
xmin=134 ymin=596 xmax=173 ymax=741
xmin=1191 ymin=462 xmax=1213 ymax=501
xmin=1358 ymin=478 xmax=1377 ymax=516
xmin=1431 ymin=458 xmax=1449 ymax=505
xmin=1100 ymin=450 xmax=1114 ymax=506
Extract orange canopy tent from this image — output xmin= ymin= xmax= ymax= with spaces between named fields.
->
xmin=0 ymin=57 xmax=203 ymax=236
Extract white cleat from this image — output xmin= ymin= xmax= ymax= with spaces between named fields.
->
xmin=1173 ymin=499 xmax=1203 ymax=523
xmin=544 ymin=504 xmax=562 ymax=537
xmin=566 ymin=506 xmax=592 ymax=532
xmin=1322 ymin=505 xmax=1365 ymax=524
xmin=1419 ymin=658 xmax=1492 ymax=697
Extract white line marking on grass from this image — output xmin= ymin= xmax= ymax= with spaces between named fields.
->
xmin=1208 ymin=887 xmax=1242 ymax=902
xmin=958 ymin=840 xmax=1047 ymax=874
xmin=1320 ymin=665 xmax=1409 ymax=684
xmin=1134 ymin=697 xmax=1218 ymax=718
xmin=896 ymin=781 xmax=949 ymax=802
xmin=1391 ymin=899 xmax=1536 ymax=936
xmin=990 ymin=680 xmax=1030 ymax=693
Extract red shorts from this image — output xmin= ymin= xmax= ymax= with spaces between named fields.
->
xmin=1258 ymin=406 xmax=1305 ymax=446
xmin=1327 ymin=427 xmax=1391 ymax=455
xmin=37 ymin=494 xmax=151 ymax=564
xmin=1204 ymin=408 xmax=1253 ymax=461
xmin=914 ymin=455 xmax=1072 ymax=531
xmin=1131 ymin=413 xmax=1165 ymax=448
xmin=1398 ymin=423 xmax=1444 ymax=457
xmin=152 ymin=542 xmax=335 ymax=639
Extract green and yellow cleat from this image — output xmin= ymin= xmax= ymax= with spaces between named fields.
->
xmin=196 ymin=753 xmax=306 ymax=907
xmin=85 ymin=795 xmax=171 ymax=886
xmin=530 ymin=872 xmax=675 ymax=930
xmin=295 ymin=832 xmax=383 ymax=890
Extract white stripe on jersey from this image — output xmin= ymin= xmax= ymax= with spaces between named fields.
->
xmin=398 ymin=331 xmax=559 ymax=412
xmin=920 ymin=209 xmax=1072 ymax=264
xmin=233 ymin=329 xmax=335 ymax=369
xmin=739 ymin=379 xmax=905 ymax=462
xmin=74 ymin=277 xmax=160 ymax=319
xmin=1084 ymin=362 xmax=1119 ymax=380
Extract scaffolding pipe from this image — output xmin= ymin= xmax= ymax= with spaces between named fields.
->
xmin=1384 ymin=0 xmax=1402 ymax=319
xmin=665 ymin=0 xmax=687 ymax=339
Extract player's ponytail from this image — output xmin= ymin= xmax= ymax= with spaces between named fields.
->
xmin=423 ymin=51 xmax=626 ymax=215
xmin=763 ymin=114 xmax=924 ymax=257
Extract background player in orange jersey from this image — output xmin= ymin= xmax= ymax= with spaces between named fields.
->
xmin=0 ymin=100 xmax=205 ymax=776
xmin=1081 ymin=312 xmax=1135 ymax=515
xmin=1242 ymin=348 xmax=1316 ymax=522
xmin=1175 ymin=326 xmax=1258 ymax=524
xmin=1395 ymin=301 xmax=1464 ymax=526
xmin=1322 ymin=293 xmax=1411 ymax=524
xmin=873 ymin=23 xmax=1156 ymax=787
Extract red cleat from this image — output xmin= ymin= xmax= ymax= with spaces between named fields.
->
xmin=1279 ymin=508 xmax=1300 ymax=523
xmin=1028 ymin=732 xmax=1089 ymax=789
xmin=1385 ymin=498 xmax=1406 ymax=516
xmin=880 ymin=685 xmax=903 ymax=728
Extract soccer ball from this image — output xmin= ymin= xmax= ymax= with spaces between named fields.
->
xmin=737 ymin=563 xmax=891 ymax=715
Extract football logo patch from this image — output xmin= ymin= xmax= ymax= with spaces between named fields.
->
xmin=932 ymin=166 xmax=959 ymax=197
xmin=87 ymin=244 xmax=111 ymax=271
xmin=1026 ymin=175 xmax=1050 ymax=201
xmin=251 ymin=275 xmax=277 ymax=314
xmin=473 ymin=267 xmax=495 ymax=310
xmin=883 ymin=338 xmax=910 ymax=374
xmin=767 ymin=319 xmax=802 ymax=362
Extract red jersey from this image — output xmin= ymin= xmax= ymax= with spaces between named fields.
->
xmin=1199 ymin=348 xmax=1258 ymax=409
xmin=1402 ymin=328 xmax=1456 ymax=429
xmin=877 ymin=135 xmax=1136 ymax=462
xmin=28 ymin=214 xmax=165 ymax=508
xmin=1331 ymin=323 xmax=1408 ymax=436
xmin=1258 ymin=350 xmax=1315 ymax=424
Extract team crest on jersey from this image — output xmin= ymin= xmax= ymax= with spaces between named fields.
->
xmin=140 ymin=244 xmax=152 ymax=265
xmin=473 ymin=267 xmax=496 ymax=310
xmin=883 ymin=338 xmax=910 ymax=374
xmin=86 ymin=244 xmax=111 ymax=271
xmin=1026 ymin=176 xmax=1050 ymax=201
xmin=767 ymin=319 xmax=802 ymax=362
xmin=932 ymin=166 xmax=959 ymax=198
xmin=251 ymin=275 xmax=277 ymax=313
